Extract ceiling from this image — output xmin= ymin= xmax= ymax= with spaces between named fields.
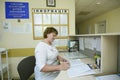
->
xmin=75 ymin=0 xmax=120 ymax=24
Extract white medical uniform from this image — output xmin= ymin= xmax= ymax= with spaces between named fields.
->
xmin=34 ymin=41 xmax=60 ymax=80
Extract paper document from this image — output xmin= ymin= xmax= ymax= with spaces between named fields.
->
xmin=96 ymin=74 xmax=120 ymax=80
xmin=64 ymin=52 xmax=88 ymax=59
xmin=69 ymin=59 xmax=83 ymax=66
xmin=67 ymin=59 xmax=95 ymax=78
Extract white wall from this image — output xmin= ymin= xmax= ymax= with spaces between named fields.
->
xmin=77 ymin=7 xmax=120 ymax=34
xmin=0 ymin=0 xmax=75 ymax=48
xmin=0 ymin=0 xmax=75 ymax=79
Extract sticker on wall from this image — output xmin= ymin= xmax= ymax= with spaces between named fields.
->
xmin=2 ymin=22 xmax=11 ymax=32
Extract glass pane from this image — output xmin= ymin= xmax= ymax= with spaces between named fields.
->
xmin=34 ymin=14 xmax=42 ymax=24
xmin=43 ymin=14 xmax=51 ymax=24
xmin=52 ymin=14 xmax=59 ymax=24
xmin=60 ymin=14 xmax=68 ymax=24
xmin=34 ymin=26 xmax=43 ymax=37
xmin=60 ymin=26 xmax=68 ymax=36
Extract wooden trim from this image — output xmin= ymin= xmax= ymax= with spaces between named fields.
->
xmin=8 ymin=47 xmax=68 ymax=57
xmin=8 ymin=48 xmax=35 ymax=57
xmin=32 ymin=8 xmax=69 ymax=40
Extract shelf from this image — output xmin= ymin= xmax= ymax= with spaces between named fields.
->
xmin=0 ymin=48 xmax=10 ymax=80
xmin=69 ymin=32 xmax=120 ymax=37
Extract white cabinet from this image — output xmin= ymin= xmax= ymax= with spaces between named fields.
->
xmin=0 ymin=48 xmax=10 ymax=80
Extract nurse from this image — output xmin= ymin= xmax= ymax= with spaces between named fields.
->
xmin=34 ymin=27 xmax=70 ymax=80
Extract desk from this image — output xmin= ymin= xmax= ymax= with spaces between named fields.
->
xmin=55 ymin=52 xmax=100 ymax=80
xmin=55 ymin=71 xmax=96 ymax=80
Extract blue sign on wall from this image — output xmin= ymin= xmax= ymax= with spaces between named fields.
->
xmin=5 ymin=2 xmax=29 ymax=19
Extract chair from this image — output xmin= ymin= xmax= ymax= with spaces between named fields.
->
xmin=17 ymin=56 xmax=35 ymax=80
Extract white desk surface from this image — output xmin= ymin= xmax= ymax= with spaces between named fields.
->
xmin=55 ymin=71 xmax=96 ymax=80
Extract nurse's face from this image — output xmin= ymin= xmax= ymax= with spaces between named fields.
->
xmin=47 ymin=32 xmax=57 ymax=42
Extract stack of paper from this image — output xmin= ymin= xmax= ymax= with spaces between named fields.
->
xmin=67 ymin=59 xmax=95 ymax=78
xmin=64 ymin=52 xmax=88 ymax=59
xmin=96 ymin=74 xmax=120 ymax=80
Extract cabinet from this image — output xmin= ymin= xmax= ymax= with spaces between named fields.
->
xmin=69 ymin=33 xmax=119 ymax=75
xmin=0 ymin=48 xmax=10 ymax=80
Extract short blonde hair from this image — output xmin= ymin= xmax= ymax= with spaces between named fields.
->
xmin=43 ymin=27 xmax=58 ymax=38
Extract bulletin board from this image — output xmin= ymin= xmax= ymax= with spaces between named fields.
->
xmin=32 ymin=8 xmax=69 ymax=49
xmin=32 ymin=8 xmax=69 ymax=40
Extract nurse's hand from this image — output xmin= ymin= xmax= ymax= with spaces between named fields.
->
xmin=59 ymin=62 xmax=70 ymax=71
